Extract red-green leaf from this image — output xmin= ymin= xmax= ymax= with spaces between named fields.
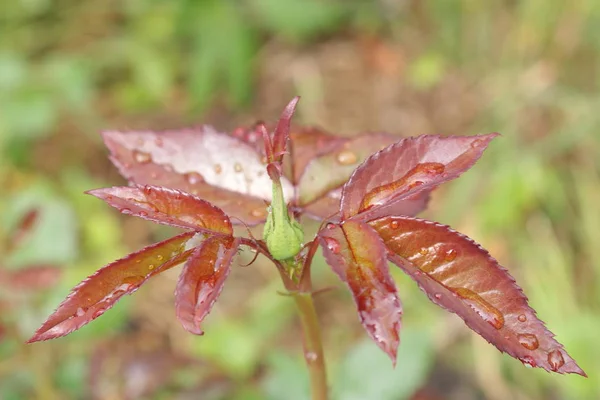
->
xmin=298 ymin=133 xmax=397 ymax=207
xmin=88 ymin=185 xmax=233 ymax=235
xmin=341 ymin=134 xmax=498 ymax=220
xmin=175 ymin=236 xmax=240 ymax=335
xmin=370 ymin=216 xmax=585 ymax=376
xmin=28 ymin=232 xmax=195 ymax=342
xmin=102 ymin=128 xmax=293 ymax=225
xmin=319 ymin=220 xmax=402 ymax=362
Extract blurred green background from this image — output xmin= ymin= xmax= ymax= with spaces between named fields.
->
xmin=1 ymin=0 xmax=599 ymax=399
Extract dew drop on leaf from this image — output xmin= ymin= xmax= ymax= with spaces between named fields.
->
xmin=519 ymin=355 xmax=536 ymax=368
xmin=434 ymin=293 xmax=442 ymax=300
xmin=518 ymin=333 xmax=540 ymax=350
xmin=548 ymin=349 xmax=565 ymax=371
xmin=156 ymin=255 xmax=164 ymax=261
xmin=418 ymin=162 xmax=445 ymax=175
xmin=444 ymin=248 xmax=458 ymax=261
xmin=419 ymin=247 xmax=428 ymax=255
xmin=185 ymin=172 xmax=204 ymax=185
xmin=139 ymin=211 xmax=148 ymax=217
xmin=234 ymin=163 xmax=243 ymax=172
xmin=323 ymin=237 xmax=341 ymax=254
xmin=214 ymin=164 xmax=223 ymax=174
xmin=251 ymin=207 xmax=266 ymax=218
xmin=121 ymin=208 xmax=132 ymax=214
xmin=470 ymin=138 xmax=486 ymax=149
xmin=148 ymin=264 xmax=155 ymax=270
xmin=517 ymin=314 xmax=527 ymax=322
xmin=76 ymin=307 xmax=86 ymax=317
xmin=133 ymin=150 xmax=152 ymax=164
xmin=336 ymin=150 xmax=358 ymax=165
xmin=390 ymin=220 xmax=399 ymax=229
xmin=454 ymin=288 xmax=505 ymax=329
xmin=326 ymin=223 xmax=336 ymax=230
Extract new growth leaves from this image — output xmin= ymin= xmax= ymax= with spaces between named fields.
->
xmin=29 ymin=98 xmax=585 ymax=377
xmin=319 ymin=133 xmax=585 ymax=375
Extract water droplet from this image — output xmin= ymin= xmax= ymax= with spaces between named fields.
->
xmin=519 ymin=355 xmax=536 ymax=368
xmin=234 ymin=163 xmax=243 ymax=172
xmin=76 ymin=307 xmax=86 ymax=317
xmin=133 ymin=150 xmax=152 ymax=164
xmin=419 ymin=247 xmax=428 ymax=256
xmin=470 ymin=138 xmax=486 ymax=149
xmin=139 ymin=211 xmax=148 ymax=217
xmin=444 ymin=248 xmax=458 ymax=261
xmin=409 ymin=180 xmax=424 ymax=189
xmin=390 ymin=220 xmax=399 ymax=229
xmin=548 ymin=350 xmax=565 ymax=371
xmin=336 ymin=150 xmax=358 ymax=165
xmin=185 ymin=172 xmax=204 ymax=185
xmin=415 ymin=162 xmax=445 ymax=175
xmin=326 ymin=223 xmax=336 ymax=230
xmin=517 ymin=314 xmax=527 ymax=322
xmin=214 ymin=164 xmax=222 ymax=174
xmin=434 ymin=293 xmax=442 ymax=300
xmin=155 ymin=137 xmax=164 ymax=147
xmin=455 ymin=288 xmax=505 ymax=329
xmin=148 ymin=264 xmax=155 ymax=270
xmin=92 ymin=308 xmax=106 ymax=319
xmin=323 ymin=237 xmax=341 ymax=254
xmin=305 ymin=352 xmax=318 ymax=362
xmin=251 ymin=208 xmax=266 ymax=218
xmin=518 ymin=333 xmax=539 ymax=350
xmin=121 ymin=208 xmax=132 ymax=214
xmin=156 ymin=255 xmax=164 ymax=261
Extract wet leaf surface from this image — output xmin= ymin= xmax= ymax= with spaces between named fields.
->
xmin=341 ymin=134 xmax=498 ymax=220
xmin=319 ymin=220 xmax=402 ymax=362
xmin=370 ymin=216 xmax=585 ymax=376
xmin=28 ymin=232 xmax=195 ymax=342
xmin=88 ymin=185 xmax=233 ymax=235
xmin=175 ymin=237 xmax=240 ymax=335
xmin=102 ymin=128 xmax=293 ymax=225
xmin=298 ymin=133 xmax=397 ymax=207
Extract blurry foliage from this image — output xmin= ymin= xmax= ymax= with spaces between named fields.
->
xmin=1 ymin=0 xmax=599 ymax=399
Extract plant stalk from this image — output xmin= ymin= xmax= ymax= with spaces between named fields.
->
xmin=293 ymin=290 xmax=328 ymax=400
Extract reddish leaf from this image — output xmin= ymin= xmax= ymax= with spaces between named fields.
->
xmin=102 ymin=128 xmax=293 ymax=225
xmin=8 ymin=209 xmax=39 ymax=251
xmin=298 ymin=133 xmax=397 ymax=207
xmin=272 ymin=96 xmax=299 ymax=162
xmin=370 ymin=216 xmax=585 ymax=376
xmin=28 ymin=232 xmax=195 ymax=342
xmin=0 ymin=266 xmax=61 ymax=291
xmin=301 ymin=188 xmax=343 ymax=221
xmin=88 ymin=185 xmax=233 ymax=235
xmin=341 ymin=134 xmax=498 ymax=220
xmin=319 ymin=220 xmax=402 ymax=362
xmin=175 ymin=236 xmax=240 ymax=335
xmin=288 ymin=127 xmax=346 ymax=184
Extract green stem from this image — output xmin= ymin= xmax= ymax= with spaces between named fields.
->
xmin=293 ymin=290 xmax=328 ymax=400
